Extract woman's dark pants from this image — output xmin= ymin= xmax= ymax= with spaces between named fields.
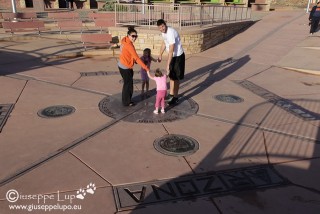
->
xmin=118 ymin=67 xmax=134 ymax=106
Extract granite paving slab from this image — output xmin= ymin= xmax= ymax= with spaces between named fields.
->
xmin=119 ymin=198 xmax=220 ymax=214
xmin=212 ymin=186 xmax=320 ymax=214
xmin=163 ymin=116 xmax=268 ymax=172
xmin=274 ymin=158 xmax=320 ymax=190
xmin=70 ymin=121 xmax=193 ymax=185
xmin=0 ymin=8 xmax=320 ymax=214
xmin=246 ymin=66 xmax=320 ymax=97
xmin=73 ymin=73 xmax=123 ymax=95
xmin=0 ymin=77 xmax=26 ymax=103
xmin=0 ymin=80 xmax=110 ymax=183
xmin=0 ymin=153 xmax=109 ymax=197
xmin=263 ymin=131 xmax=320 ymax=163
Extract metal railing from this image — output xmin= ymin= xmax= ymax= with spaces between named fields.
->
xmin=115 ymin=3 xmax=251 ymax=29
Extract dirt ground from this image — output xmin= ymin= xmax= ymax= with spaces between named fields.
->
xmin=270 ymin=0 xmax=310 ymax=8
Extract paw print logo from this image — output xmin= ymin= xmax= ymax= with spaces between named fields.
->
xmin=76 ymin=188 xmax=86 ymax=200
xmin=86 ymin=183 xmax=96 ymax=195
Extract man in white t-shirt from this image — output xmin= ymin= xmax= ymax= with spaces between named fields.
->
xmin=157 ymin=19 xmax=185 ymax=105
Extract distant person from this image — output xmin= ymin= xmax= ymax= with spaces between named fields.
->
xmin=67 ymin=0 xmax=74 ymax=10
xmin=44 ymin=0 xmax=52 ymax=8
xmin=157 ymin=19 xmax=185 ymax=105
xmin=147 ymin=69 xmax=168 ymax=114
xmin=309 ymin=1 xmax=320 ymax=35
xmin=65 ymin=0 xmax=69 ymax=8
xmin=140 ymin=48 xmax=157 ymax=98
xmin=118 ymin=26 xmax=150 ymax=106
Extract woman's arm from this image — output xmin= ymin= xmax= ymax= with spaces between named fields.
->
xmin=129 ymin=45 xmax=149 ymax=71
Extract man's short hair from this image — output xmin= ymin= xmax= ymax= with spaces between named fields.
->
xmin=157 ymin=19 xmax=166 ymax=26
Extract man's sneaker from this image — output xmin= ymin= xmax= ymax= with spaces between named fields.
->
xmin=165 ymin=94 xmax=174 ymax=102
xmin=153 ymin=110 xmax=159 ymax=114
xmin=168 ymin=97 xmax=178 ymax=105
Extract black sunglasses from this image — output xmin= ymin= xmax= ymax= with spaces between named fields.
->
xmin=130 ymin=35 xmax=138 ymax=38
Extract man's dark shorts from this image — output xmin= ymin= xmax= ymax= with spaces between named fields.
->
xmin=169 ymin=52 xmax=185 ymax=80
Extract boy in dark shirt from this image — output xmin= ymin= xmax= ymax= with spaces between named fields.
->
xmin=309 ymin=2 xmax=320 ymax=35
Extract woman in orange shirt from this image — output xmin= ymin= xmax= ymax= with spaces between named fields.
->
xmin=118 ymin=26 xmax=150 ymax=106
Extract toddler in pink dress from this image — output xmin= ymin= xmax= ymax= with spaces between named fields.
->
xmin=147 ymin=69 xmax=167 ymax=114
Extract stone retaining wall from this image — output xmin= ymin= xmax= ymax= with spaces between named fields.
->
xmin=109 ymin=21 xmax=253 ymax=55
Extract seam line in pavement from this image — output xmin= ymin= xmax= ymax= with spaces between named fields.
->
xmin=69 ymin=151 xmax=113 ymax=186
xmin=15 ymin=80 xmax=29 ymax=104
xmin=7 ymin=73 xmax=112 ymax=96
xmin=244 ymin=66 xmax=273 ymax=80
xmin=262 ymin=131 xmax=271 ymax=165
xmin=183 ymin=156 xmax=196 ymax=175
xmin=291 ymin=182 xmax=320 ymax=195
xmin=195 ymin=113 xmax=320 ymax=143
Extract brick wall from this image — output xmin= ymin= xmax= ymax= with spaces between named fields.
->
xmin=1 ymin=0 xmax=25 ymax=11
xmin=109 ymin=21 xmax=253 ymax=55
xmin=0 ymin=0 xmax=13 ymax=11
xmin=0 ymin=0 xmax=93 ymax=11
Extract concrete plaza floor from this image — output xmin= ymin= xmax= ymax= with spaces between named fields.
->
xmin=0 ymin=9 xmax=320 ymax=214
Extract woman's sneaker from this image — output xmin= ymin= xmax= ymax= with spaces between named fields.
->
xmin=165 ymin=94 xmax=174 ymax=102
xmin=161 ymin=109 xmax=165 ymax=114
xmin=168 ymin=97 xmax=178 ymax=105
xmin=153 ymin=110 xmax=159 ymax=114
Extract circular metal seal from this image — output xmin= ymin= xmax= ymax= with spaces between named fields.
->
xmin=99 ymin=93 xmax=198 ymax=123
xmin=154 ymin=134 xmax=199 ymax=156
xmin=38 ymin=105 xmax=75 ymax=118
xmin=214 ymin=94 xmax=244 ymax=103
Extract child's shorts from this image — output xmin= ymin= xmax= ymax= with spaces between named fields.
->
xmin=140 ymin=70 xmax=149 ymax=82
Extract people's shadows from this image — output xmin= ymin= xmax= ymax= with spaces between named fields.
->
xmin=123 ymin=98 xmax=320 ymax=213
xmin=181 ymin=55 xmax=250 ymax=101
xmin=0 ymin=48 xmax=83 ymax=76
xmin=164 ymin=55 xmax=250 ymax=114
xmin=120 ymin=54 xmax=320 ymax=213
